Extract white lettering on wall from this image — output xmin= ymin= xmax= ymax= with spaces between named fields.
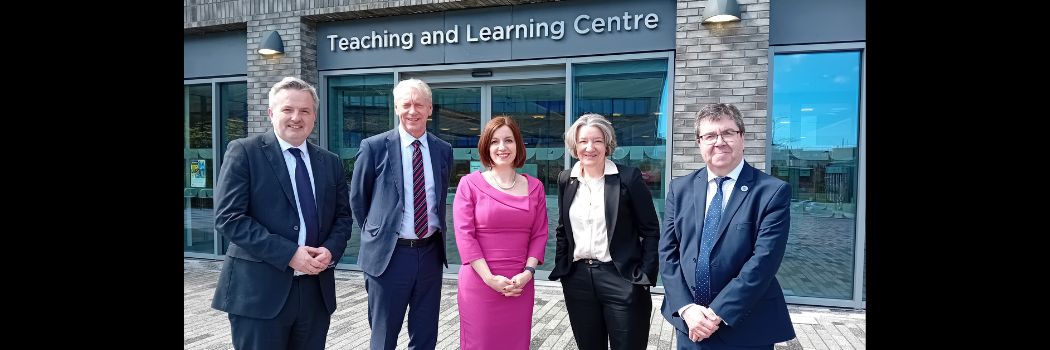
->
xmin=325 ymin=11 xmax=659 ymax=53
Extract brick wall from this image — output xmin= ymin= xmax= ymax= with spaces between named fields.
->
xmin=673 ymin=0 xmax=769 ymax=176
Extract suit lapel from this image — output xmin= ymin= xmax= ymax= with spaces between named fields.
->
xmin=426 ymin=133 xmax=446 ymax=199
xmin=694 ymin=170 xmax=709 ymax=239
xmin=386 ymin=130 xmax=404 ymax=199
xmin=563 ymin=174 xmax=580 ymax=252
xmin=712 ymin=162 xmax=755 ymax=247
xmin=604 ymin=172 xmax=620 ymax=240
xmin=307 ymin=144 xmax=327 ymax=226
xmin=262 ymin=133 xmax=296 ymax=208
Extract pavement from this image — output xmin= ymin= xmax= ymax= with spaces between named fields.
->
xmin=185 ymin=259 xmax=865 ymax=349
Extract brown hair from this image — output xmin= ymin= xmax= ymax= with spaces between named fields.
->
xmin=478 ymin=116 xmax=526 ymax=168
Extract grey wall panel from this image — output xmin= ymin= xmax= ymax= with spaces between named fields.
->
xmin=771 ymin=0 xmax=865 ymax=45
xmin=184 ymin=31 xmax=247 ymax=79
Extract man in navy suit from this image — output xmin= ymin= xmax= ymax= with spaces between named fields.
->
xmin=659 ymin=103 xmax=796 ymax=349
xmin=350 ymin=78 xmax=453 ymax=350
xmin=212 ymin=77 xmax=353 ymax=350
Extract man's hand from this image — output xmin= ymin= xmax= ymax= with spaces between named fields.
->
xmin=289 ymin=246 xmax=327 ymax=274
xmin=682 ymin=305 xmax=721 ymax=342
xmin=306 ymin=246 xmax=332 ymax=267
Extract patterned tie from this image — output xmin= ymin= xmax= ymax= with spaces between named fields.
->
xmin=695 ymin=176 xmax=730 ymax=306
xmin=411 ymin=140 xmax=428 ymax=239
xmin=288 ymin=148 xmax=319 ymax=247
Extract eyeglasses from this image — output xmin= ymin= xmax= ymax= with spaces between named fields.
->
xmin=698 ymin=130 xmax=742 ymax=144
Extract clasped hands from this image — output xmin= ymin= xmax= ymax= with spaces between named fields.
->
xmin=682 ymin=305 xmax=722 ymax=342
xmin=290 ymin=246 xmax=333 ymax=275
xmin=485 ymin=271 xmax=532 ymax=297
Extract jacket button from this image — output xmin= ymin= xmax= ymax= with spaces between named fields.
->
xmin=293 ymin=225 xmax=299 ymax=230
xmin=691 ymin=258 xmax=697 ymax=263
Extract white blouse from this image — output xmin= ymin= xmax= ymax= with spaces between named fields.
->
xmin=568 ymin=159 xmax=619 ymax=263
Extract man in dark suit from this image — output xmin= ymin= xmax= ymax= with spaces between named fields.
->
xmin=212 ymin=77 xmax=353 ymax=350
xmin=548 ymin=113 xmax=660 ymax=350
xmin=349 ymin=78 xmax=453 ymax=350
xmin=659 ymin=103 xmax=796 ymax=349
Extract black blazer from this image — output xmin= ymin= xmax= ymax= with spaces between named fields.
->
xmin=548 ymin=163 xmax=660 ymax=286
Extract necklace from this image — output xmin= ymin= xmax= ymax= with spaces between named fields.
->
xmin=486 ymin=170 xmax=518 ymax=190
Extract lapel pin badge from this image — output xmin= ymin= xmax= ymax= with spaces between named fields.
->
xmin=740 ymin=185 xmax=749 ymax=192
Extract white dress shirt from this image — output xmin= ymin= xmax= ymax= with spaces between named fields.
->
xmin=569 ymin=158 xmax=619 ymax=262
xmin=397 ymin=126 xmax=440 ymax=239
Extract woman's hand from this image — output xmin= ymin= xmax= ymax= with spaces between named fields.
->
xmin=485 ymin=274 xmax=514 ymax=294
xmin=503 ymin=271 xmax=532 ymax=297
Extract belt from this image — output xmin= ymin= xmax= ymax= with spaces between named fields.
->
xmin=575 ymin=259 xmax=613 ymax=267
xmin=396 ymin=232 xmax=440 ymax=248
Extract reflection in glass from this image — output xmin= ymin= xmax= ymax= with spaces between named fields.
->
xmin=185 ymin=84 xmax=214 ymax=253
xmin=573 ymin=59 xmax=668 ymax=217
xmin=218 ymin=81 xmax=248 ymax=254
xmin=771 ymin=51 xmax=862 ymax=300
xmin=492 ymin=84 xmax=565 ymax=270
xmin=431 ymin=87 xmax=482 ymax=266
xmin=327 ymin=74 xmax=395 ymax=265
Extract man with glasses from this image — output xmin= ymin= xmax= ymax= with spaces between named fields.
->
xmin=658 ymin=103 xmax=796 ymax=349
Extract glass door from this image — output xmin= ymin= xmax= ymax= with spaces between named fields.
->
xmin=429 ymin=86 xmax=482 ymax=268
xmin=490 ymin=83 xmax=565 ymax=272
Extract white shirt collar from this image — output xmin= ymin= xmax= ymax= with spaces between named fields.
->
xmin=398 ymin=125 xmax=429 ymax=149
xmin=706 ymin=159 xmax=744 ymax=182
xmin=570 ymin=158 xmax=619 ymax=178
xmin=273 ymin=130 xmax=308 ymax=154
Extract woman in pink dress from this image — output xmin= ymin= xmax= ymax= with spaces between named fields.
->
xmin=453 ymin=116 xmax=549 ymax=350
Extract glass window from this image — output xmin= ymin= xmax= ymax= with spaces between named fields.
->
xmin=771 ymin=50 xmax=862 ymax=300
xmin=184 ymin=84 xmax=214 ymax=254
xmin=573 ymin=59 xmax=669 ymax=217
xmin=326 ymin=74 xmax=395 ymax=265
xmin=184 ymin=81 xmax=247 ymax=256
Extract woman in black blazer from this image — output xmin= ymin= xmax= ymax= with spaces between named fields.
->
xmin=548 ymin=113 xmax=660 ymax=350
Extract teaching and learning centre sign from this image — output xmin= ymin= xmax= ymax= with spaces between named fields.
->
xmin=316 ymin=0 xmax=675 ymax=70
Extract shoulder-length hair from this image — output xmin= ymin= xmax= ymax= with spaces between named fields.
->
xmin=478 ymin=116 xmax=526 ymax=168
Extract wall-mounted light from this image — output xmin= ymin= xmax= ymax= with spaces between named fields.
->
xmin=471 ymin=69 xmax=493 ymax=78
xmin=258 ymin=31 xmax=285 ymax=55
xmin=702 ymin=0 xmax=741 ymax=24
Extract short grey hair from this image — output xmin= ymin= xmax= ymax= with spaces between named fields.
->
xmin=392 ymin=78 xmax=432 ymax=104
xmin=694 ymin=103 xmax=746 ymax=139
xmin=565 ymin=113 xmax=617 ymax=159
xmin=268 ymin=77 xmax=318 ymax=109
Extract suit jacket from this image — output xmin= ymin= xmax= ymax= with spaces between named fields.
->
xmin=658 ymin=161 xmax=795 ymax=346
xmin=548 ymin=163 xmax=660 ymax=286
xmin=349 ymin=128 xmax=453 ymax=276
xmin=211 ymin=132 xmax=353 ymax=319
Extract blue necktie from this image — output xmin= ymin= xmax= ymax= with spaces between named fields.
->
xmin=288 ymin=148 xmax=319 ymax=247
xmin=695 ymin=176 xmax=729 ymax=306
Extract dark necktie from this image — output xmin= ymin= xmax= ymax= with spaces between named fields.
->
xmin=695 ymin=176 xmax=730 ymax=306
xmin=411 ymin=140 xmax=428 ymax=239
xmin=288 ymin=148 xmax=319 ymax=247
